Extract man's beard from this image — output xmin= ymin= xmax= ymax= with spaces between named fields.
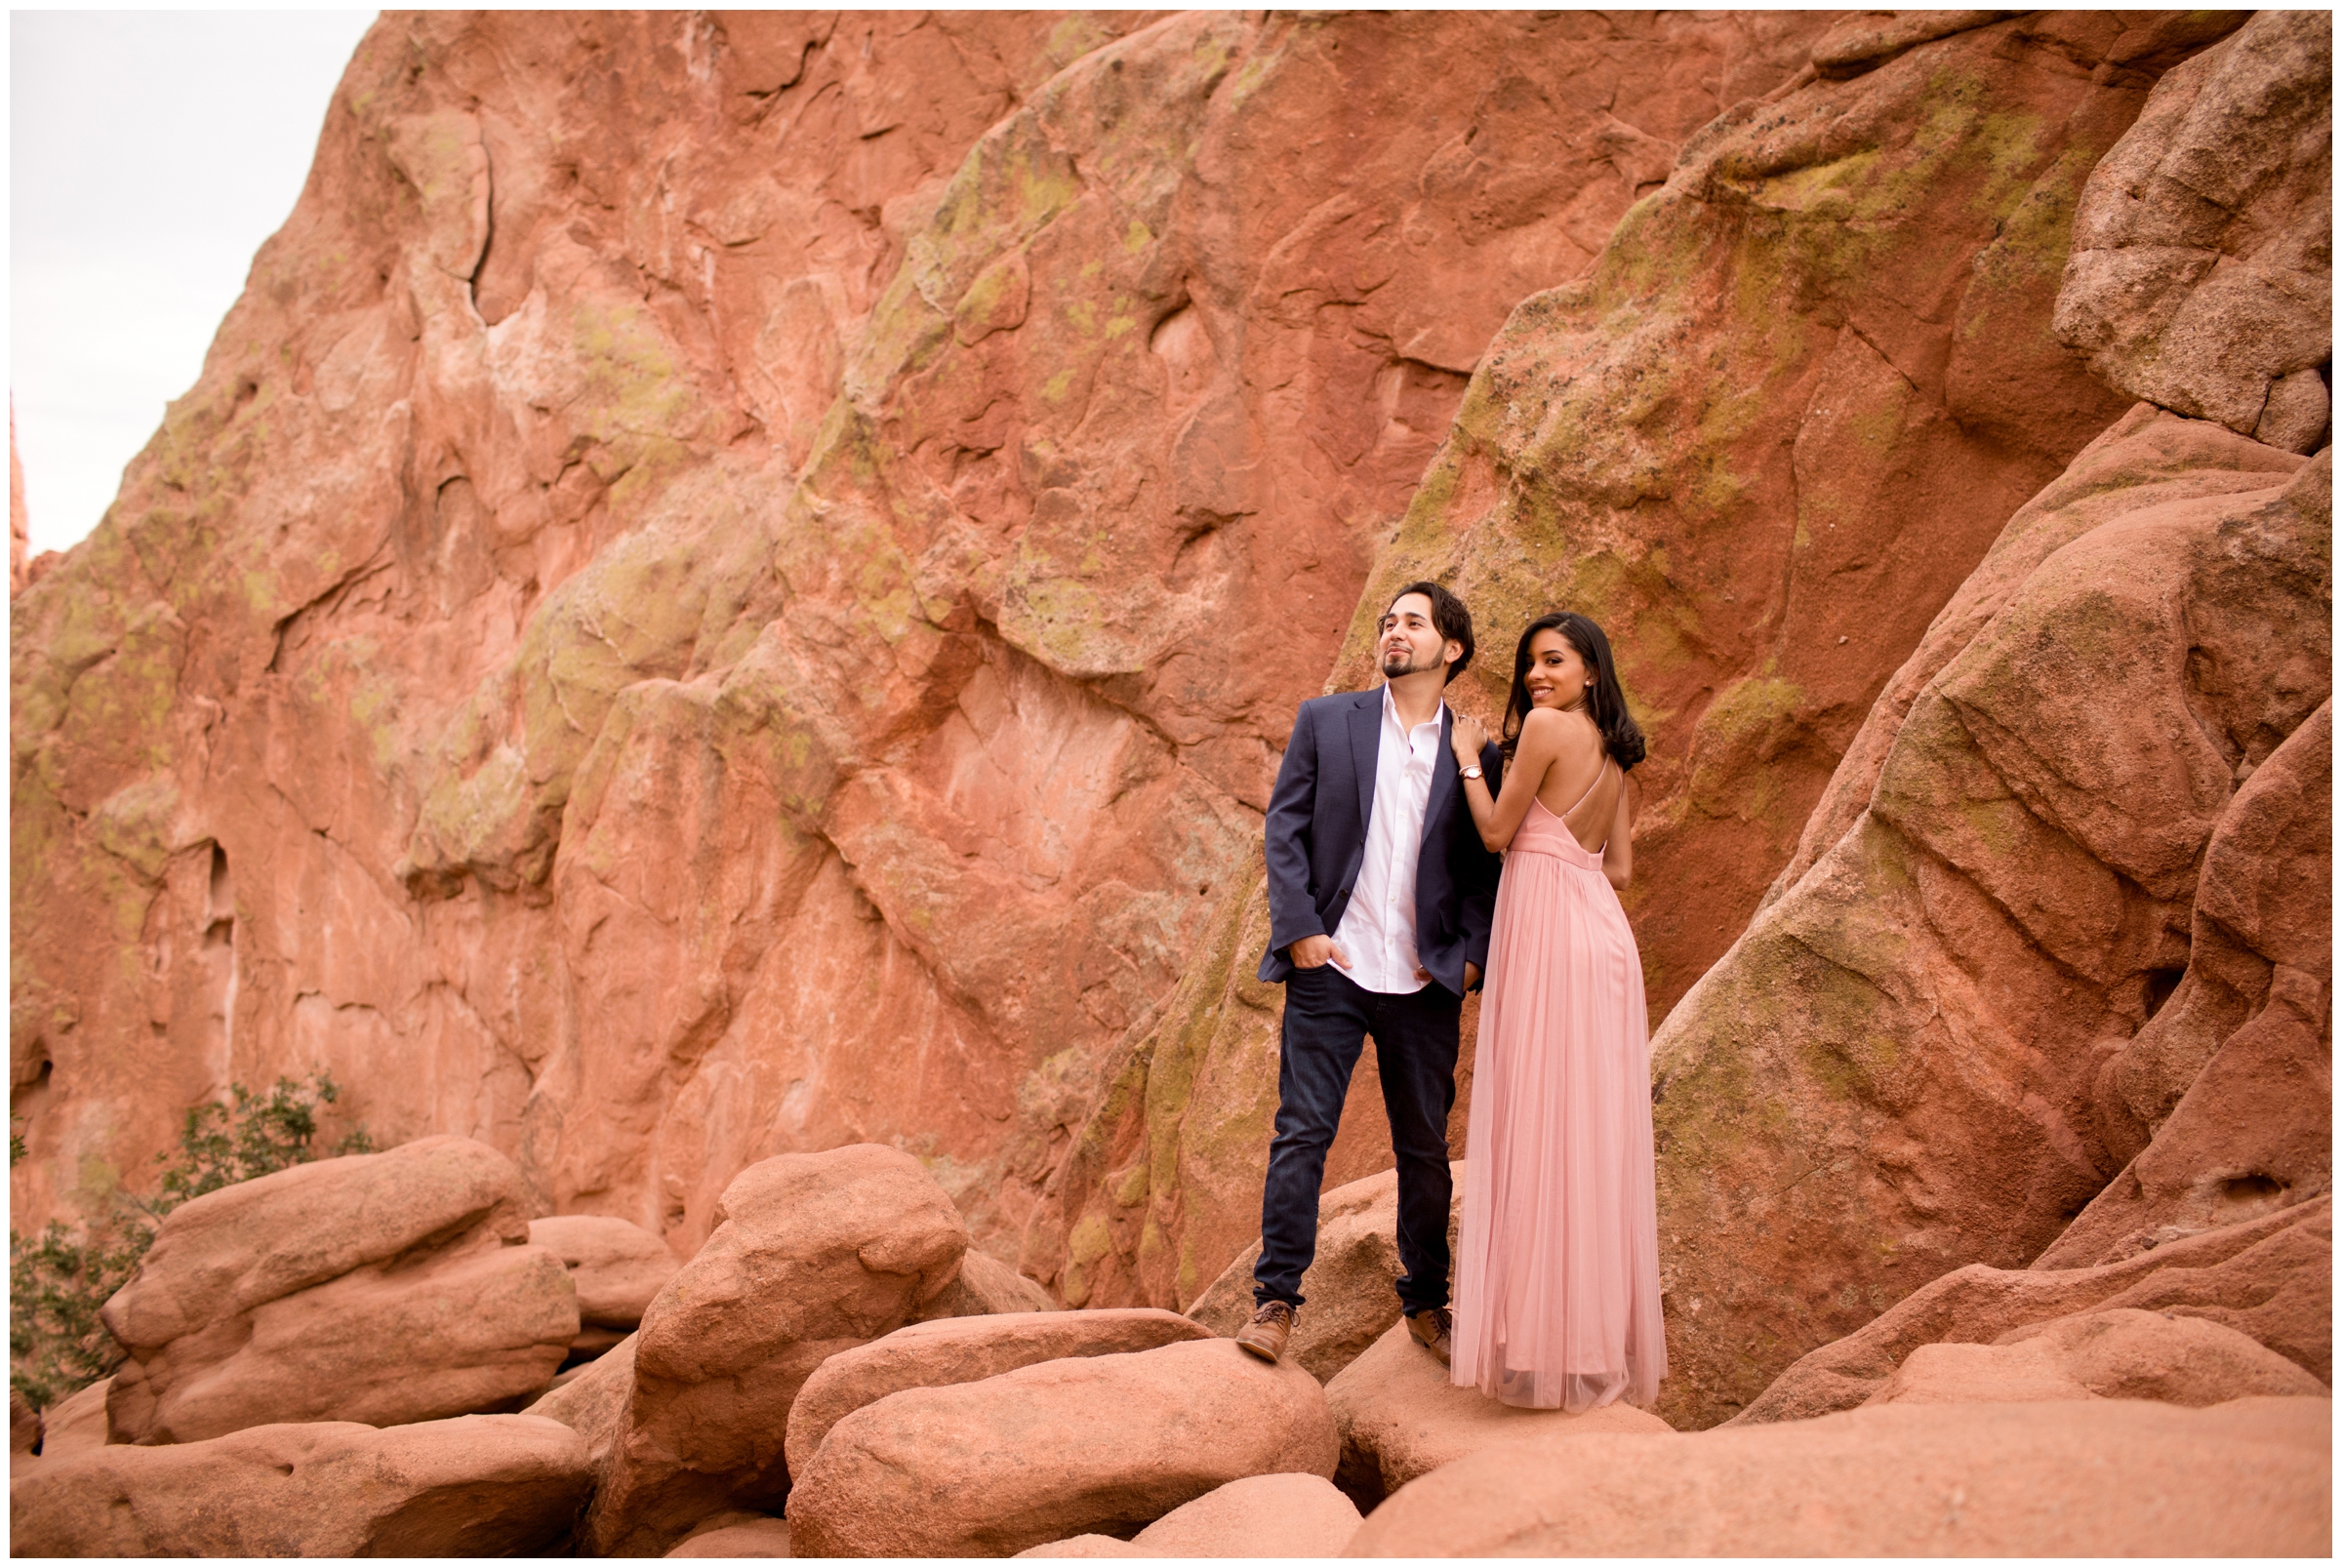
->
xmin=1381 ymin=647 xmax=1423 ymax=676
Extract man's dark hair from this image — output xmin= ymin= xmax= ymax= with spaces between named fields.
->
xmin=1385 ymin=580 xmax=1474 ymax=684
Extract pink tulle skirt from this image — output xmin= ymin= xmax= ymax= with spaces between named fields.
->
xmin=1452 ymin=798 xmax=1666 ymax=1411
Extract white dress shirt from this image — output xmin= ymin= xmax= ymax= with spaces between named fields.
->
xmin=1332 ymin=685 xmax=1445 ymax=994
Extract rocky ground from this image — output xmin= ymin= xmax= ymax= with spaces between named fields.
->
xmin=10 ymin=1140 xmax=2329 ymax=1554
xmin=10 ymin=7 xmax=2331 ymax=1557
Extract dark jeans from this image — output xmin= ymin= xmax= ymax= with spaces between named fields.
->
xmin=1253 ymin=962 xmax=1461 ymax=1315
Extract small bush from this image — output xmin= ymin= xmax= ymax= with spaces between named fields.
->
xmin=7 ymin=1218 xmax=151 ymax=1409
xmin=9 ymin=1074 xmax=371 ymax=1409
xmin=152 ymin=1075 xmax=374 ymax=1209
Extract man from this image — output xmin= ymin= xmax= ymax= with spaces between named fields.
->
xmin=1235 ymin=582 xmax=1503 ymax=1368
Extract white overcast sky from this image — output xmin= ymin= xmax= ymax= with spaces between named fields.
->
xmin=12 ymin=10 xmax=379 ymax=556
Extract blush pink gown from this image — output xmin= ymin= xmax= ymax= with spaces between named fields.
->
xmin=1452 ymin=777 xmax=1666 ymax=1411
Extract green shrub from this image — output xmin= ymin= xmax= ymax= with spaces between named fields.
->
xmin=9 ymin=1074 xmax=372 ymax=1409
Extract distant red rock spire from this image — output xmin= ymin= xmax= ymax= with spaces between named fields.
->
xmin=9 ymin=404 xmax=26 ymax=596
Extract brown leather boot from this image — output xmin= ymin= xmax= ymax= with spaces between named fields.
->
xmin=1234 ymin=1300 xmax=1296 ymax=1363
xmin=1407 ymin=1306 xmax=1453 ymax=1367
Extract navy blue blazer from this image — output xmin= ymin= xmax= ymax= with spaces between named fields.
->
xmin=1257 ymin=689 xmax=1505 ymax=995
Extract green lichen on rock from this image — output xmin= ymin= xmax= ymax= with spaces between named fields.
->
xmin=1026 ymin=849 xmax=1286 ymax=1310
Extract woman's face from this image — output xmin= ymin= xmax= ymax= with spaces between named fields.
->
xmin=1523 ymin=628 xmax=1593 ymax=710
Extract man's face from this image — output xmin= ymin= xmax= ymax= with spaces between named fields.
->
xmin=1379 ymin=592 xmax=1459 ymax=681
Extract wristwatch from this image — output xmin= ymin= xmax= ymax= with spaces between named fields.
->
xmin=1460 ymin=764 xmax=1483 ymax=781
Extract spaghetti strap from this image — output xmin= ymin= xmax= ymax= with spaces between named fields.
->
xmin=1559 ymin=757 xmax=1612 ymax=839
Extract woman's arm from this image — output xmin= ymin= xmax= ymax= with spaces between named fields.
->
xmin=1450 ymin=708 xmax=1568 ymax=853
xmin=1602 ymin=771 xmax=1635 ymax=889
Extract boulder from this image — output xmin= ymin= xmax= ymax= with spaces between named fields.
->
xmin=1734 ymin=1197 xmax=2331 ymax=1425
xmin=582 ymin=1146 xmax=966 ymax=1556
xmin=910 ymin=1248 xmax=1060 ymax=1322
xmin=785 ymin=1307 xmax=1210 ymax=1476
xmin=1349 ymin=1397 xmax=2330 ymax=1556
xmin=2055 ymin=11 xmax=2332 ymax=450
xmin=1127 ymin=1472 xmax=1359 ymax=1557
xmin=1186 ymin=1164 xmax=1463 ymax=1383
xmin=1643 ymin=417 xmax=2325 ymax=1427
xmin=9 ymin=1390 xmax=35 ymax=1459
xmin=529 ymin=1214 xmax=681 ymax=1339
xmin=103 ymin=1135 xmax=526 ymax=1347
xmin=1869 ymin=1307 xmax=2328 ymax=1409
xmin=525 ymin=1332 xmax=635 ymax=1467
xmin=1864 ymin=1337 xmax=2100 ymax=1407
xmin=1020 ymin=1472 xmax=1359 ymax=1557
xmin=2040 ymin=701 xmax=2332 ymax=1266
xmin=36 ymin=1379 xmax=110 ymax=1460
xmin=1325 ymin=1317 xmax=1670 ymax=1508
xmin=1016 ymin=1537 xmax=1146 ymax=1559
xmin=9 ymin=1413 xmax=591 ymax=1556
xmin=787 ymin=1338 xmax=1338 ymax=1558
xmin=569 ymin=1325 xmax=630 ymax=1360
xmin=666 ymin=1511 xmax=792 ymax=1557
xmin=101 ymin=1136 xmax=578 ymax=1443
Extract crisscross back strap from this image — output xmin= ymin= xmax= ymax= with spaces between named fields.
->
xmin=1561 ymin=756 xmax=1612 ymax=823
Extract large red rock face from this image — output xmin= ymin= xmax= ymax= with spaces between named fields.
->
xmin=9 ymin=11 xmax=1828 ymax=1257
xmin=1025 ymin=12 xmax=2237 ymax=1315
xmin=2055 ymin=10 xmax=2332 ymax=453
xmin=1646 ymin=420 xmax=2325 ymax=1429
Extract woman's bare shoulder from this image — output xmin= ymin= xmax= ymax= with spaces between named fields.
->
xmin=1520 ymin=705 xmax=1600 ymax=749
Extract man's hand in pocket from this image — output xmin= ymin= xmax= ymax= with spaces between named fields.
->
xmin=1288 ymin=935 xmax=1353 ymax=970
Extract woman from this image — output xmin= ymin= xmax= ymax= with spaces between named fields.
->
xmin=1445 ymin=610 xmax=1665 ymax=1411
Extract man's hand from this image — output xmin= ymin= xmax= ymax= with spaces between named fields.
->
xmin=1414 ymin=961 xmax=1484 ymax=991
xmin=1288 ymin=934 xmax=1352 ymax=970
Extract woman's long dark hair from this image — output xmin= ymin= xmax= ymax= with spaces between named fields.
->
xmin=1501 ymin=612 xmax=1646 ymax=771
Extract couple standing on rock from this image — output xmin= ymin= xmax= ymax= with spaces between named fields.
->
xmin=1235 ymin=582 xmax=1666 ymax=1414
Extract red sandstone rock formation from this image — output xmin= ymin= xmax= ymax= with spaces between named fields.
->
xmin=1327 ymin=1315 xmax=1669 ymax=1508
xmin=1346 ymin=1396 xmax=2331 ymax=1556
xmin=2055 ymin=10 xmax=2333 ymax=452
xmin=8 ymin=9 xmax=1830 ymax=1280
xmin=528 ymin=1212 xmax=680 ymax=1358
xmin=10 ymin=1412 xmax=594 ymax=1556
xmin=101 ymin=1136 xmax=577 ymax=1444
xmin=1730 ymin=1196 xmax=2331 ymax=1425
xmin=786 ymin=1336 xmax=1338 ymax=1557
xmin=7 ymin=18 xmax=2328 ymax=1522
xmin=1864 ymin=1307 xmax=2328 ymax=1408
xmin=524 ymin=1330 xmax=633 ymax=1469
xmin=1030 ymin=9 xmax=2242 ymax=1322
xmin=1647 ymin=420 xmax=2324 ymax=1427
xmin=1184 ymin=1161 xmax=1463 ymax=1382
xmin=1020 ymin=1472 xmax=1363 ymax=1558
xmin=908 ymin=1244 xmax=1058 ymax=1319
xmin=583 ymin=1143 xmax=965 ymax=1555
xmin=783 ymin=1307 xmax=1210 ymax=1477
xmin=8 ymin=410 xmax=26 ymax=596
xmin=666 ymin=1512 xmax=792 ymax=1557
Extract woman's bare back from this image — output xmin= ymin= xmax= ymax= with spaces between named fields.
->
xmin=1530 ymin=708 xmax=1620 ymax=853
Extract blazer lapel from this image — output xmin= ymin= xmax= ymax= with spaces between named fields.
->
xmin=1348 ymin=691 xmax=1381 ymax=839
xmin=1421 ymin=704 xmax=1457 ymax=854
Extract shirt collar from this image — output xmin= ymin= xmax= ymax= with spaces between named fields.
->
xmin=1380 ymin=683 xmax=1447 ymax=738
